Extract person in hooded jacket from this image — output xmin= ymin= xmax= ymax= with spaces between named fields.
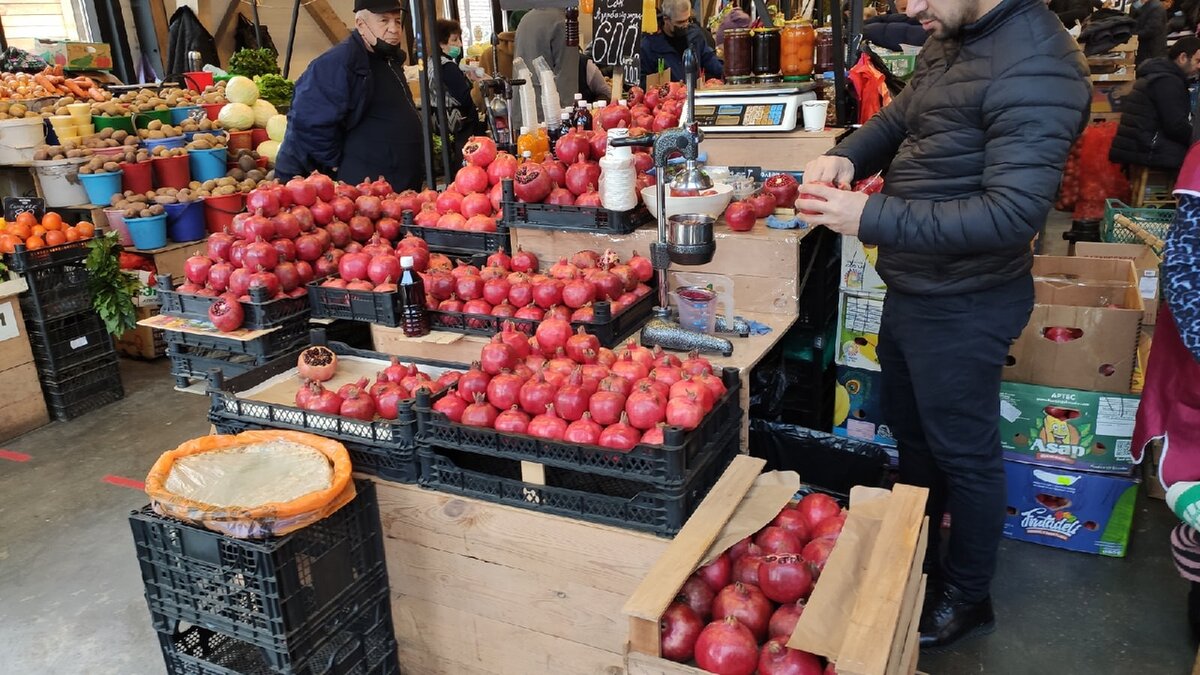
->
xmin=274 ymin=0 xmax=424 ymax=191
xmin=1133 ymin=0 xmax=1169 ymax=64
xmin=797 ymin=0 xmax=1089 ymax=651
xmin=639 ymin=0 xmax=723 ymax=84
xmin=1110 ymin=36 xmax=1200 ymax=170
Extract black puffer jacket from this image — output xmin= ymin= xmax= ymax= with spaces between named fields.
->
xmin=1110 ymin=58 xmax=1192 ymax=169
xmin=1134 ymin=0 xmax=1169 ymax=65
xmin=829 ymin=0 xmax=1090 ymax=296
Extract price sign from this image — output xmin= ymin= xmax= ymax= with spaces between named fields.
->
xmin=592 ymin=0 xmax=643 ymax=84
xmin=0 ymin=301 xmax=18 ymax=342
xmin=188 ymin=107 xmax=208 ymax=123
xmin=3 ymin=197 xmax=45 ymax=222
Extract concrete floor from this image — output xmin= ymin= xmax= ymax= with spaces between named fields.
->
xmin=0 ymin=212 xmax=1194 ymax=674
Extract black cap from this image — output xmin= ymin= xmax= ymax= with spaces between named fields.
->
xmin=354 ymin=0 xmax=405 ymax=12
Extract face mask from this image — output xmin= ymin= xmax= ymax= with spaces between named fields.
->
xmin=448 ymin=46 xmax=462 ymax=59
xmin=364 ymin=22 xmax=404 ymax=60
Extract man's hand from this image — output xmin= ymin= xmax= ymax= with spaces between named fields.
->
xmin=794 ymin=183 xmax=870 ymax=237
xmin=803 ymin=155 xmax=856 ymax=188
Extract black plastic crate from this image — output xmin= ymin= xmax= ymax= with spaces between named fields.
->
xmin=156 ymin=275 xmax=311 ymax=330
xmin=161 ymin=316 xmax=311 ymax=358
xmin=397 ymin=221 xmax=511 ymax=257
xmin=5 ymin=239 xmax=90 ymax=273
xmin=426 ymin=282 xmax=656 ymax=347
xmin=27 ymin=309 xmax=116 ymax=375
xmin=414 ymin=367 xmax=741 ymax=486
xmin=169 ymin=343 xmax=274 ymax=389
xmin=19 ymin=261 xmax=92 ymax=321
xmin=157 ymin=575 xmax=396 ymax=675
xmin=748 ymin=422 xmax=890 ymax=497
xmin=130 ymin=480 xmax=386 ymax=656
xmin=41 ymin=353 xmax=124 ymax=421
xmin=499 ymin=179 xmax=653 ymax=234
xmin=306 ymin=283 xmax=405 ymax=328
xmin=796 ymin=228 xmax=840 ymax=330
xmin=418 ymin=422 xmax=740 ymax=536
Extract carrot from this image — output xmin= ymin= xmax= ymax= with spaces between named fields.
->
xmin=63 ymin=80 xmax=87 ymax=99
xmin=33 ymin=75 xmax=58 ymax=94
xmin=88 ymin=88 xmax=106 ymax=102
xmin=72 ymin=76 xmax=96 ymax=89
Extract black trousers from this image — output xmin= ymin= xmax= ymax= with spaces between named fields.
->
xmin=877 ymin=274 xmax=1034 ymax=602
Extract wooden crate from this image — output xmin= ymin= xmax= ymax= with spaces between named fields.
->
xmin=623 ymin=457 xmax=930 ymax=675
xmin=374 ymin=477 xmax=671 ymax=674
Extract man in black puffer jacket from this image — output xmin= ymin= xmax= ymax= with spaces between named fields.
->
xmin=1110 ymin=37 xmax=1200 ymax=170
xmin=797 ymin=0 xmax=1089 ymax=651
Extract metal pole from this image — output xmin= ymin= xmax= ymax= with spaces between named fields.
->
xmin=424 ymin=0 xmax=454 ymax=182
xmin=251 ymin=0 xmax=263 ymax=47
xmin=409 ymin=0 xmax=437 ymax=187
xmin=830 ymin=0 xmax=847 ymax=125
xmin=283 ymin=0 xmax=302 ymax=78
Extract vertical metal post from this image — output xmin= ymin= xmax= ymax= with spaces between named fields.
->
xmin=251 ymin=0 xmax=263 ymax=47
xmin=830 ymin=0 xmax=847 ymax=125
xmin=424 ymin=0 xmax=454 ymax=182
xmin=283 ymin=0 xmax=302 ymax=78
xmin=410 ymin=0 xmax=437 ymax=187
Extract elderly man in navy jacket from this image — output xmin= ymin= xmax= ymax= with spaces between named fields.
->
xmin=275 ymin=0 xmax=424 ymax=191
xmin=640 ymin=0 xmax=723 ymax=84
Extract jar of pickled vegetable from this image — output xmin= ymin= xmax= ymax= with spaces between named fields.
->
xmin=781 ymin=20 xmax=815 ymax=80
xmin=724 ymin=28 xmax=753 ymax=82
xmin=752 ymin=27 xmax=782 ymax=80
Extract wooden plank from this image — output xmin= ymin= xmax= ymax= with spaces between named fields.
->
xmin=623 ymin=455 xmax=765 ymax=626
xmin=149 ymin=0 xmax=171 ymax=73
xmin=626 ymin=649 xmax=711 ymax=675
xmin=885 ymin=518 xmax=927 ymax=675
xmin=370 ymin=325 xmax=486 ymax=363
xmin=836 ymin=484 xmax=929 ymax=675
xmin=304 ymin=0 xmax=350 ymax=45
xmin=384 ymin=539 xmax=632 ymax=652
xmin=391 ymin=593 xmax=629 ymax=675
xmin=0 ymin=5 xmax=64 ymax=15
xmin=897 ymin=575 xmax=925 ymax=675
xmin=214 ymin=0 xmax=244 ymax=65
xmin=374 ymin=479 xmax=667 ymax=595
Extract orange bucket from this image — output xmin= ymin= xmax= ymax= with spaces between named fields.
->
xmin=203 ymin=193 xmax=245 ymax=234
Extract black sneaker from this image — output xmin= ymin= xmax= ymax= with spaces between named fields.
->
xmin=918 ymin=583 xmax=995 ymax=652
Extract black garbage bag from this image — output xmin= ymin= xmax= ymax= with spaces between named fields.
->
xmin=748 ymin=420 xmax=889 ymax=496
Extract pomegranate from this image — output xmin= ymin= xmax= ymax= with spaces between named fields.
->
xmin=432 ymin=393 xmax=467 ymax=422
xmin=497 ymin=321 xmax=532 ymax=358
xmin=660 ymin=601 xmax=704 ymax=664
xmin=339 ymin=386 xmax=377 ymax=421
xmin=515 ymin=303 xmax=544 ymax=321
xmin=733 ymin=545 xmax=764 ymax=586
xmin=511 ymin=247 xmax=539 ymax=273
xmin=712 ymin=582 xmax=772 ymax=641
xmin=296 ymin=345 xmax=337 ymax=381
xmin=367 ymin=255 xmax=402 ymax=287
xmin=597 ymin=412 xmax=640 ymax=451
xmin=456 ymin=362 xmax=492 ymax=403
xmin=534 ymin=316 xmax=572 ymax=354
xmin=306 ymin=172 xmax=336 ymax=202
xmin=436 ymin=190 xmax=464 ymax=215
xmin=811 ymin=513 xmax=846 ymax=541
xmin=755 ymin=526 xmax=803 ymax=555
xmin=274 ymin=262 xmax=301 ymax=292
xmin=588 ymin=129 xmax=608 ymax=159
xmin=455 ymin=273 xmax=485 ymax=301
xmin=772 ymin=508 xmax=813 ymax=546
xmin=310 ymin=200 xmax=334 ymax=225
xmin=665 ymin=392 xmax=705 ymax=430
xmin=208 ymin=296 xmax=244 ymax=332
xmin=207 ymin=262 xmax=234 ymax=292
xmin=494 ymin=405 xmax=531 ymax=434
xmin=769 ymin=600 xmax=807 ymax=640
xmin=746 ymin=191 xmax=778 ymax=219
xmin=286 ymin=176 xmax=317 ymax=206
xmin=575 ymin=188 xmax=603 ymax=207
xmin=456 ymin=164 xmax=489 ymax=194
xmin=759 ymin=554 xmax=815 ymax=604
xmin=697 ymin=553 xmax=733 ymax=593
xmin=413 ymin=204 xmax=441 ymax=227
xmin=728 ymin=536 xmax=754 ymax=563
xmin=338 ymin=251 xmax=371 ymax=281
xmin=758 ymin=637 xmax=824 ymax=675
xmin=542 ymin=159 xmax=568 ymax=187
xmin=694 ymin=617 xmax=759 ymax=675
xmin=725 ymin=200 xmax=757 ymax=232
xmin=670 ymin=377 xmax=715 ymax=412
xmin=801 ymin=538 xmax=836 ymax=576
xmin=564 ymin=153 xmax=601 ymax=196
xmin=246 ymin=187 xmax=281 ymax=217
xmin=545 ymin=186 xmax=575 ymax=205
xmin=561 ymin=279 xmax=595 ymax=309
xmin=640 ymin=424 xmax=666 ymax=445
xmin=598 ymin=101 xmax=631 ymax=130
xmin=246 ymin=268 xmax=278 ymax=297
xmin=482 ymin=276 xmax=512 ymax=307
xmin=697 ymin=371 xmax=729 ymax=402
xmin=183 ymin=255 xmax=213 ymax=286
xmin=625 ymin=383 xmax=667 ymax=430
xmin=438 ymin=212 xmax=467 ymax=230
xmin=461 ymin=393 xmax=499 ymax=427
xmin=464 ymin=214 xmax=497 ymax=232
xmin=480 ymin=335 xmax=518 ymax=375
xmin=513 ymin=162 xmax=553 ymax=202
xmin=553 ymin=375 xmax=590 ymax=421
xmin=518 ymin=371 xmax=558 ymax=416
xmin=305 ymin=383 xmax=343 ymax=414
xmin=563 ymin=411 xmax=603 ymax=444
xmin=588 ymin=389 xmax=626 ymax=426
xmin=681 ymin=351 xmax=714 ymax=377
xmin=528 ymin=403 xmax=568 ymax=439
xmin=679 ymin=574 xmax=717 ymax=620
xmin=563 ymin=326 xmax=600 ymax=364
xmin=462 ymin=135 xmax=498 ymax=167
xmin=797 ymin=493 xmax=843 ymax=533
xmin=487 ymin=152 xmax=519 ymax=185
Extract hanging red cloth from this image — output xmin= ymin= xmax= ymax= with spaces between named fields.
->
xmin=848 ymin=53 xmax=892 ymax=124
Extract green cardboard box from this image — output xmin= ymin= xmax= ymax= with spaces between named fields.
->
xmin=999 ymin=380 xmax=1140 ymax=474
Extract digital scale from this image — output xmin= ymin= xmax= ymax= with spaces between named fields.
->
xmin=693 ymin=83 xmax=819 ymax=133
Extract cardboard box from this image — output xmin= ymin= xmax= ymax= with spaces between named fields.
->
xmin=840 ymin=234 xmax=887 ymax=294
xmin=115 ymin=306 xmax=166 ymax=360
xmin=835 ymin=290 xmax=884 ymax=372
xmin=0 ymin=295 xmax=33 ymax=367
xmin=999 ymin=380 xmax=1140 ymax=474
xmin=34 ymin=40 xmax=113 ymax=71
xmin=1004 ymin=256 xmax=1143 ymax=394
xmin=1073 ymin=242 xmax=1160 ymax=326
xmin=1003 ymin=459 xmax=1137 ymax=557
xmin=0 ymin=362 xmax=49 ymax=442
xmin=833 ymin=364 xmax=897 ymax=448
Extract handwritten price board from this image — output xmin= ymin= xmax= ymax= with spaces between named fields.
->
xmin=592 ymin=0 xmax=643 ymax=84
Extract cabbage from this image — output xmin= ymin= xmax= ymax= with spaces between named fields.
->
xmin=252 ymin=99 xmax=277 ymax=128
xmin=266 ymin=114 xmax=288 ymax=142
xmin=218 ymin=102 xmax=255 ymax=130
xmin=257 ymin=140 xmax=280 ymax=165
xmin=225 ymin=76 xmax=259 ymax=105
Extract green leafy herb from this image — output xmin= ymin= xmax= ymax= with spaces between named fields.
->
xmin=254 ymin=74 xmax=295 ymax=108
xmin=86 ymin=231 xmax=141 ymax=336
xmin=229 ymin=48 xmax=281 ymax=78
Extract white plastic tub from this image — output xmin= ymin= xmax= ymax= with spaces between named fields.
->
xmin=32 ymin=157 xmax=89 ymax=207
xmin=0 ymin=117 xmax=46 ymax=165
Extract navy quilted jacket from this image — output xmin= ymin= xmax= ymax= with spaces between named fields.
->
xmin=829 ymin=0 xmax=1091 ymax=295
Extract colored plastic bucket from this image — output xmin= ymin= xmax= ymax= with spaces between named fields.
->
xmin=121 ymin=160 xmax=153 ymax=194
xmin=227 ymin=130 xmax=253 ymax=154
xmin=93 ymin=115 xmax=135 ymax=134
xmin=32 ymin=158 xmax=89 ymax=207
xmin=0 ymin=117 xmax=45 ymax=165
xmin=250 ymin=128 xmax=269 ymax=148
xmin=134 ymin=110 xmax=172 ymax=130
xmin=184 ymin=71 xmax=214 ymax=92
xmin=91 ymin=146 xmax=126 ymax=159
xmin=188 ymin=147 xmax=227 ymax=182
xmin=104 ymin=208 xmax=134 ymax=247
xmin=143 ymin=135 xmax=185 ymax=153
xmin=125 ymin=214 xmax=168 ymax=249
xmin=183 ymin=130 xmax=227 ymax=143
xmin=202 ymin=103 xmax=223 ymax=121
xmin=152 ymin=154 xmax=191 ymax=190
xmin=169 ymin=106 xmax=201 ymax=125
xmin=204 ymin=193 xmax=245 ymax=234
xmin=165 ymin=201 xmax=206 ymax=242
xmin=79 ymin=170 xmax=123 ymax=206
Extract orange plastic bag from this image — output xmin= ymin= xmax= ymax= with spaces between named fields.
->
xmin=145 ymin=429 xmax=356 ymax=539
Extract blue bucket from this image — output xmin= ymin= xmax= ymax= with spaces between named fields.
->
xmin=183 ymin=130 xmax=227 ymax=143
xmin=143 ymin=135 xmax=185 ymax=152
xmin=78 ymin=170 xmax=123 ymax=206
xmin=164 ymin=201 xmax=206 ymax=243
xmin=169 ymin=106 xmax=200 ymax=125
xmin=124 ymin=214 xmax=168 ymax=250
xmin=188 ymin=147 xmax=227 ymax=182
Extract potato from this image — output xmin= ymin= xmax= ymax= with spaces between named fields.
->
xmin=65 ymin=149 xmax=84 ymax=158
xmin=79 ymin=165 xmax=94 ymax=174
xmin=154 ymin=195 xmax=177 ymax=205
xmin=103 ymin=161 xmax=121 ymax=173
xmin=33 ymin=149 xmax=50 ymax=161
xmin=247 ymin=169 xmax=266 ymax=182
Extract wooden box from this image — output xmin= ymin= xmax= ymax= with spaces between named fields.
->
xmin=0 ymin=361 xmax=49 ymax=442
xmin=624 ymin=457 xmax=929 ymax=675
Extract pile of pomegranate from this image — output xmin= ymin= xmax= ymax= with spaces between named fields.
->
xmin=292 ymin=344 xmax=460 ymax=421
xmin=420 ymin=247 xmax=655 ymax=326
xmin=429 ymin=331 xmax=727 ymax=450
xmin=662 ymin=493 xmax=849 ymax=675
xmin=722 ymin=173 xmax=802 ymax=232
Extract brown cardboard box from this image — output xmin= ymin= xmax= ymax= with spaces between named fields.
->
xmin=0 ymin=362 xmax=49 ymax=442
xmin=1074 ymin=242 xmax=1161 ymax=326
xmin=115 ymin=306 xmax=166 ymax=360
xmin=0 ymin=296 xmax=33 ymax=367
xmin=1004 ymin=256 xmax=1143 ymax=394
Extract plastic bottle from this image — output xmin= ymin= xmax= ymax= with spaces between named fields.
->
xmin=572 ymin=94 xmax=593 ymax=131
xmin=549 ymin=111 xmax=570 ymax=147
xmin=534 ymin=124 xmax=550 ymax=161
xmin=398 ymin=256 xmax=430 ymax=337
xmin=516 ymin=126 xmax=539 ymax=162
xmin=599 ymin=128 xmax=638 ymax=211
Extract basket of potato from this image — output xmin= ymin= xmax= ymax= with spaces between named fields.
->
xmin=77 ymin=156 xmax=124 ymax=206
xmin=187 ymin=133 xmax=232 ymax=182
xmin=139 ymin=119 xmax=185 ymax=152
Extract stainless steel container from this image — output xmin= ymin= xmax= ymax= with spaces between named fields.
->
xmin=667 ymin=214 xmax=716 ymax=265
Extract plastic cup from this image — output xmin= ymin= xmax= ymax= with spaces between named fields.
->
xmin=801 ymin=100 xmax=829 ymax=132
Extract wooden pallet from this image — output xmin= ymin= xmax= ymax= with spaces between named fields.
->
xmin=624 ymin=457 xmax=930 ymax=675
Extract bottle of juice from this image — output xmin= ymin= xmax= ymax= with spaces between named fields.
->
xmin=398 ymin=256 xmax=429 ymax=337
xmin=572 ymin=94 xmax=593 ymax=131
xmin=534 ymin=125 xmax=550 ymax=162
xmin=516 ymin=126 xmax=538 ymax=162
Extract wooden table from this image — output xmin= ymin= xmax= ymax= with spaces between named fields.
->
xmin=700 ymin=128 xmax=846 ymax=172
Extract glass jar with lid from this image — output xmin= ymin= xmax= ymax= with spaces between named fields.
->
xmin=752 ymin=27 xmax=782 ymax=81
xmin=781 ymin=20 xmax=815 ymax=80
xmin=723 ymin=28 xmax=753 ymax=82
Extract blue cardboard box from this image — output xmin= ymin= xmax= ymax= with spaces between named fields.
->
xmin=1003 ymin=459 xmax=1137 ymax=557
xmin=833 ymin=365 xmax=897 ymax=453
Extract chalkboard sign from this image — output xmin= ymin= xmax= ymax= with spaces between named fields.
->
xmin=3 ymin=197 xmax=45 ymax=222
xmin=592 ymin=0 xmax=643 ymax=85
